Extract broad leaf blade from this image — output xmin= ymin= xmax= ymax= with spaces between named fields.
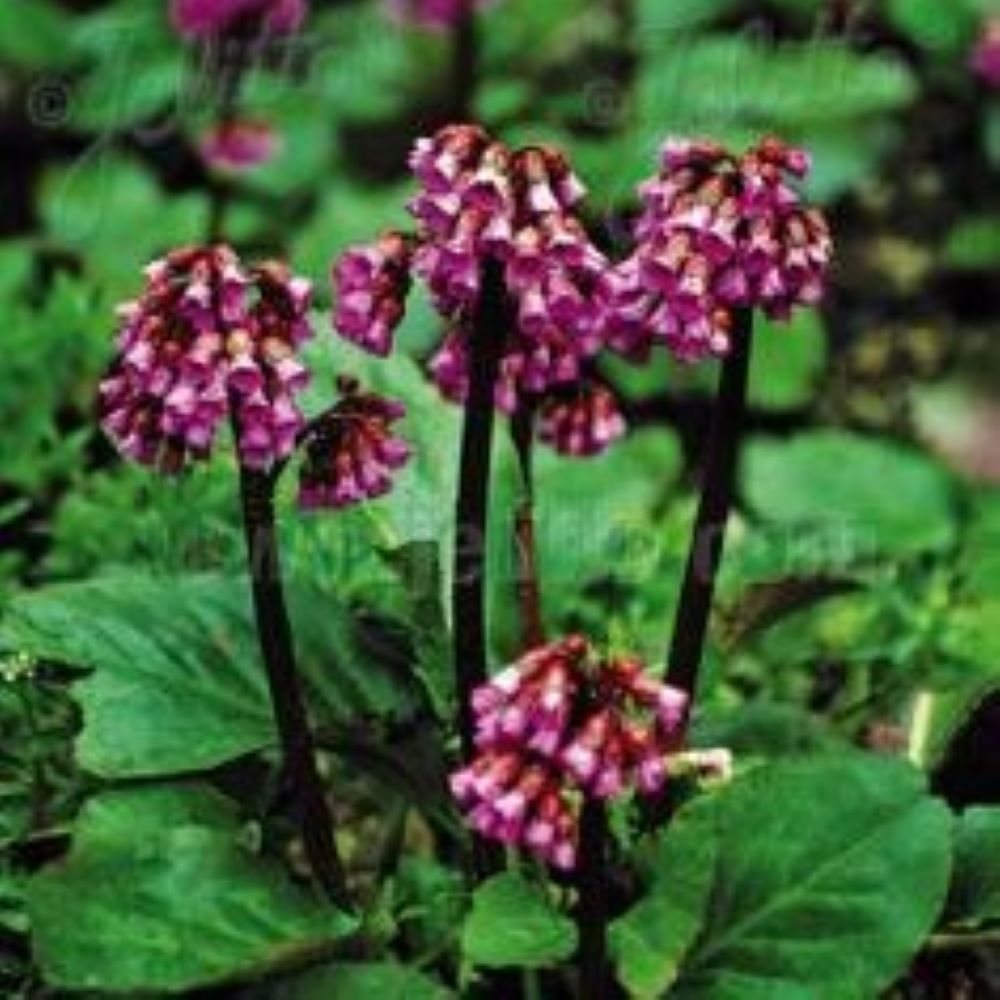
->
xmin=668 ymin=755 xmax=952 ymax=999
xmin=611 ymin=806 xmax=718 ymax=997
xmin=0 ymin=573 xmax=425 ymax=778
xmin=462 ymin=871 xmax=577 ymax=970
xmin=27 ymin=784 xmax=356 ymax=993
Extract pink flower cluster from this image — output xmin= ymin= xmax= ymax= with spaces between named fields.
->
xmin=450 ymin=636 xmax=689 ymax=870
xmin=171 ymin=0 xmax=306 ymax=39
xmin=298 ymin=377 xmax=411 ymax=509
xmin=386 ymin=0 xmax=494 ymax=30
xmin=334 ymin=233 xmax=414 ymax=358
xmin=199 ymin=120 xmax=278 ymax=172
xmin=333 ymin=124 xmax=608 ymax=413
xmin=537 ymin=380 xmax=626 ymax=458
xmin=99 ymin=246 xmax=312 ymax=473
xmin=971 ymin=18 xmax=1000 ymax=89
xmin=604 ymin=136 xmax=833 ymax=362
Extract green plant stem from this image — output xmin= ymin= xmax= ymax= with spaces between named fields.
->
xmin=665 ymin=309 xmax=754 ymax=722
xmin=577 ymin=799 xmax=610 ymax=1000
xmin=511 ymin=401 xmax=544 ymax=651
xmin=237 ymin=465 xmax=352 ymax=910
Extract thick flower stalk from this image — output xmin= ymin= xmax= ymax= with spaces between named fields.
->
xmin=298 ymin=376 xmax=411 ymax=510
xmin=449 ymin=636 xmax=690 ymax=869
xmin=99 ymin=245 xmax=311 ymax=474
xmin=96 ymin=247 xmax=410 ymax=911
xmin=617 ymin=137 xmax=834 ymax=721
xmin=332 ymin=124 xmax=609 ymax=416
xmin=171 ymin=0 xmax=307 ymax=39
xmin=603 ymin=136 xmax=833 ymax=363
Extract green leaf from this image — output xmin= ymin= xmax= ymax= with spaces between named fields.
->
xmin=462 ymin=871 xmax=577 ymax=970
xmin=743 ymin=430 xmax=957 ymax=560
xmin=748 ymin=311 xmax=827 ymax=412
xmin=275 ymin=961 xmax=452 ymax=999
xmin=0 ymin=573 xmax=425 ymax=778
xmin=638 ymin=37 xmax=916 ymax=131
xmin=27 ymin=784 xmax=356 ymax=993
xmin=693 ymin=702 xmax=840 ymax=759
xmin=885 ymin=0 xmax=978 ymax=54
xmin=0 ymin=0 xmax=75 ymax=70
xmin=40 ymin=152 xmax=206 ymax=294
xmin=668 ymin=755 xmax=952 ymax=999
xmin=945 ymin=807 xmax=1000 ymax=929
xmin=942 ymin=216 xmax=1000 ymax=271
xmin=312 ymin=7 xmax=440 ymax=124
xmin=611 ymin=807 xmax=718 ymax=997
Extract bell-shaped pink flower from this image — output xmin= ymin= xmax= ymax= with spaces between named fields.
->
xmin=199 ymin=119 xmax=278 ymax=172
xmin=98 ymin=246 xmax=312 ymax=473
xmin=450 ymin=636 xmax=697 ymax=870
xmin=332 ymin=124 xmax=609 ymax=414
xmin=297 ymin=376 xmax=411 ymax=510
xmin=537 ymin=380 xmax=626 ymax=457
xmin=602 ymin=135 xmax=833 ymax=363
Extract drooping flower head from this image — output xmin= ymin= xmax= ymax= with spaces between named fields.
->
xmin=298 ymin=376 xmax=411 ymax=510
xmin=450 ymin=636 xmax=695 ymax=869
xmin=199 ymin=119 xmax=279 ymax=172
xmin=971 ymin=17 xmax=1000 ymax=88
xmin=334 ymin=232 xmax=414 ymax=358
xmin=537 ymin=379 xmax=626 ymax=458
xmin=386 ymin=0 xmax=495 ymax=31
xmin=171 ymin=0 xmax=307 ymax=40
xmin=99 ymin=245 xmax=312 ymax=473
xmin=603 ymin=136 xmax=833 ymax=362
xmin=332 ymin=124 xmax=609 ymax=415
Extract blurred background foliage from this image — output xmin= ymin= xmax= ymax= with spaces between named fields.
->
xmin=0 ymin=0 xmax=999 ymax=995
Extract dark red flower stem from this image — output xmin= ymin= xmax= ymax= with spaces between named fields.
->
xmin=453 ymin=260 xmax=508 ymax=879
xmin=450 ymin=0 xmax=478 ymax=120
xmin=237 ymin=465 xmax=353 ymax=911
xmin=510 ymin=401 xmax=545 ymax=651
xmin=453 ymin=258 xmax=506 ymax=755
xmin=577 ymin=799 xmax=610 ymax=1000
xmin=665 ymin=308 xmax=754 ymax=718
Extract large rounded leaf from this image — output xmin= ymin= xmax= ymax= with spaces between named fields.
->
xmin=663 ymin=755 xmax=951 ymax=998
xmin=743 ymin=431 xmax=956 ymax=559
xmin=27 ymin=785 xmax=356 ymax=993
xmin=0 ymin=573 xmax=425 ymax=777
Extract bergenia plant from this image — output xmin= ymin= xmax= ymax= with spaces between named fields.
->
xmin=333 ymin=125 xmax=626 ymax=786
xmin=607 ymin=136 xmax=833 ymax=713
xmin=94 ymin=123 xmax=832 ymax=996
xmin=98 ymin=244 xmax=412 ymax=911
